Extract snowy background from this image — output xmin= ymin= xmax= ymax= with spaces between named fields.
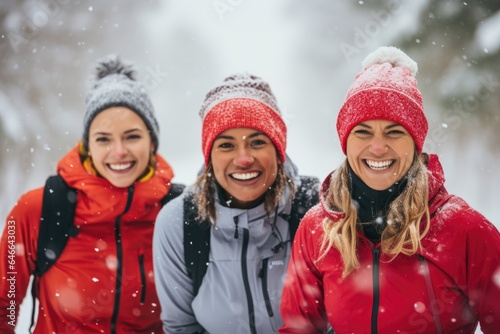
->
xmin=1 ymin=1 xmax=499 ymax=332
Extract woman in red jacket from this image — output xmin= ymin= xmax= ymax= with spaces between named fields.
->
xmin=0 ymin=55 xmax=178 ymax=333
xmin=280 ymin=46 xmax=500 ymax=333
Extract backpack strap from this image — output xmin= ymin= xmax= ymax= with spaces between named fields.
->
xmin=183 ymin=191 xmax=211 ymax=296
xmin=31 ymin=175 xmax=78 ymax=331
xmin=287 ymin=175 xmax=320 ymax=240
xmin=182 ymin=175 xmax=320 ymax=297
xmin=161 ymin=183 xmax=186 ymax=206
xmin=36 ymin=175 xmax=79 ymax=276
xmin=30 ymin=178 xmax=184 ymax=330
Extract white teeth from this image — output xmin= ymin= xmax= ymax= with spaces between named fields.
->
xmin=109 ymin=162 xmax=133 ymax=171
xmin=232 ymin=172 xmax=259 ymax=180
xmin=366 ymin=160 xmax=393 ymax=170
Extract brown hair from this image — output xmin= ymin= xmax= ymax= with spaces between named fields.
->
xmin=193 ymin=162 xmax=295 ymax=224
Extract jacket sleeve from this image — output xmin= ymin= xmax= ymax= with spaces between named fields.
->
xmin=461 ymin=200 xmax=500 ymax=333
xmin=279 ymin=207 xmax=329 ymax=333
xmin=0 ymin=189 xmax=42 ymax=333
xmin=153 ymin=194 xmax=206 ymax=334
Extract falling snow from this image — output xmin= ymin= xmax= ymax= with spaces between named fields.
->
xmin=1 ymin=2 xmax=499 ymax=333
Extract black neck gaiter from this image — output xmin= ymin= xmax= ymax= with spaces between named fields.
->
xmin=215 ymin=180 xmax=266 ymax=209
xmin=348 ymin=165 xmax=408 ymax=243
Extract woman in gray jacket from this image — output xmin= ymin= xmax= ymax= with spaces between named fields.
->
xmin=153 ymin=73 xmax=319 ymax=333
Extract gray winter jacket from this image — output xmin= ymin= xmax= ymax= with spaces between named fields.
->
xmin=153 ymin=161 xmax=307 ymax=334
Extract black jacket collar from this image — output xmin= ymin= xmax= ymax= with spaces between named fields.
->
xmin=348 ymin=164 xmax=408 ymax=243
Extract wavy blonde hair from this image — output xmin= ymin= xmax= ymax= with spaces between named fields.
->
xmin=319 ymin=153 xmax=431 ymax=278
xmin=193 ymin=162 xmax=295 ymax=225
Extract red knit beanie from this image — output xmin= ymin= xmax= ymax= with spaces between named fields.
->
xmin=199 ymin=73 xmax=287 ymax=166
xmin=337 ymin=46 xmax=428 ymax=154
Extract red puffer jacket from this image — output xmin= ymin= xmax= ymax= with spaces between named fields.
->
xmin=0 ymin=144 xmax=174 ymax=333
xmin=280 ymin=154 xmax=500 ymax=333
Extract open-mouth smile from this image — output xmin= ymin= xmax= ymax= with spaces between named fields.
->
xmin=107 ymin=162 xmax=135 ymax=171
xmin=230 ymin=172 xmax=260 ymax=181
xmin=364 ymin=159 xmax=394 ymax=171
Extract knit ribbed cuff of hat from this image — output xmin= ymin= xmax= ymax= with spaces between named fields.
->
xmin=337 ymin=88 xmax=427 ymax=154
xmin=201 ymin=98 xmax=287 ymax=166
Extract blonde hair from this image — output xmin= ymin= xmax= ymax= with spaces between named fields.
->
xmin=318 ymin=153 xmax=431 ymax=278
xmin=194 ymin=162 xmax=294 ymax=224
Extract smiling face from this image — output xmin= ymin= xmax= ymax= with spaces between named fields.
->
xmin=88 ymin=106 xmax=153 ymax=188
xmin=346 ymin=119 xmax=415 ymax=190
xmin=210 ymin=127 xmax=279 ymax=208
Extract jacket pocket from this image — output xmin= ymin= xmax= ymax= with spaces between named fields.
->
xmin=260 ymin=256 xmax=287 ymax=331
xmin=259 ymin=258 xmax=274 ymax=317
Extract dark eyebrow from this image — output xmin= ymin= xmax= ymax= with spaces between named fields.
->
xmin=247 ymin=131 xmax=265 ymax=138
xmin=385 ymin=123 xmax=405 ymax=130
xmin=92 ymin=132 xmax=110 ymax=137
xmin=354 ymin=123 xmax=371 ymax=129
xmin=91 ymin=128 xmax=143 ymax=137
xmin=354 ymin=122 xmax=403 ymax=130
xmin=214 ymin=131 xmax=265 ymax=141
xmin=124 ymin=128 xmax=144 ymax=134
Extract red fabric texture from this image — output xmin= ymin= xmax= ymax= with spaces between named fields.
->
xmin=0 ymin=144 xmax=174 ymax=333
xmin=280 ymin=154 xmax=500 ymax=333
xmin=202 ymin=98 xmax=287 ymax=165
xmin=337 ymin=62 xmax=428 ymax=154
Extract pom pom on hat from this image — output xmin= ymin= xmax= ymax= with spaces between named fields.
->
xmin=361 ymin=46 xmax=418 ymax=77
xmin=83 ymin=55 xmax=159 ymax=153
xmin=199 ymin=73 xmax=287 ymax=166
xmin=337 ymin=46 xmax=428 ymax=154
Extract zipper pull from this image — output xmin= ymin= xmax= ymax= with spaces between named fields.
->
xmin=233 ymin=216 xmax=239 ymax=239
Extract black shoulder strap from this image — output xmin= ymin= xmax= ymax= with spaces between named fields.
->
xmin=34 ymin=179 xmax=183 ymax=277
xmin=31 ymin=175 xmax=78 ymax=331
xmin=182 ymin=176 xmax=320 ymax=297
xmin=36 ymin=175 xmax=79 ymax=276
xmin=161 ymin=183 xmax=186 ymax=206
xmin=30 ymin=178 xmax=183 ymax=330
xmin=183 ymin=191 xmax=211 ymax=296
xmin=288 ymin=175 xmax=320 ymax=240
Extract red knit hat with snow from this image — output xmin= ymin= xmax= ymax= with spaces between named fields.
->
xmin=337 ymin=46 xmax=428 ymax=154
xmin=199 ymin=73 xmax=287 ymax=166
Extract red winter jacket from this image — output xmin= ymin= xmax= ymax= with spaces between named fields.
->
xmin=280 ymin=154 xmax=500 ymax=334
xmin=0 ymin=144 xmax=174 ymax=333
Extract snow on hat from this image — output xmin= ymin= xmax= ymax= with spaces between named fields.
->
xmin=337 ymin=46 xmax=428 ymax=154
xmin=199 ymin=73 xmax=287 ymax=166
xmin=83 ymin=55 xmax=159 ymax=153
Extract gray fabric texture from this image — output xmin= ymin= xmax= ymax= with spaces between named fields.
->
xmin=153 ymin=158 xmax=304 ymax=333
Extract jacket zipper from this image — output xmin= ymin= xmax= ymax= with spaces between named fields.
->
xmin=138 ymin=254 xmax=146 ymax=304
xmin=371 ymin=247 xmax=380 ymax=334
xmin=241 ymin=228 xmax=257 ymax=334
xmin=110 ymin=186 xmax=134 ymax=334
xmin=419 ymin=255 xmax=443 ymax=334
xmin=259 ymin=258 xmax=274 ymax=317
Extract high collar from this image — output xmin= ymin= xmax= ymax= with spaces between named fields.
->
xmin=55 ymin=143 xmax=174 ymax=224
xmin=348 ymin=164 xmax=408 ymax=222
xmin=214 ymin=180 xmax=266 ymax=209
xmin=319 ymin=154 xmax=448 ymax=226
xmin=348 ymin=164 xmax=408 ymax=243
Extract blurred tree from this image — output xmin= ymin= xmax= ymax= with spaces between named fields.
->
xmin=0 ymin=0 xmax=164 ymax=217
xmin=361 ymin=0 xmax=500 ymax=150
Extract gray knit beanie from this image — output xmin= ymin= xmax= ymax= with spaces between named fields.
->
xmin=83 ymin=55 xmax=159 ymax=153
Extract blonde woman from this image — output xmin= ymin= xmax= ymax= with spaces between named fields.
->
xmin=280 ymin=47 xmax=500 ymax=333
